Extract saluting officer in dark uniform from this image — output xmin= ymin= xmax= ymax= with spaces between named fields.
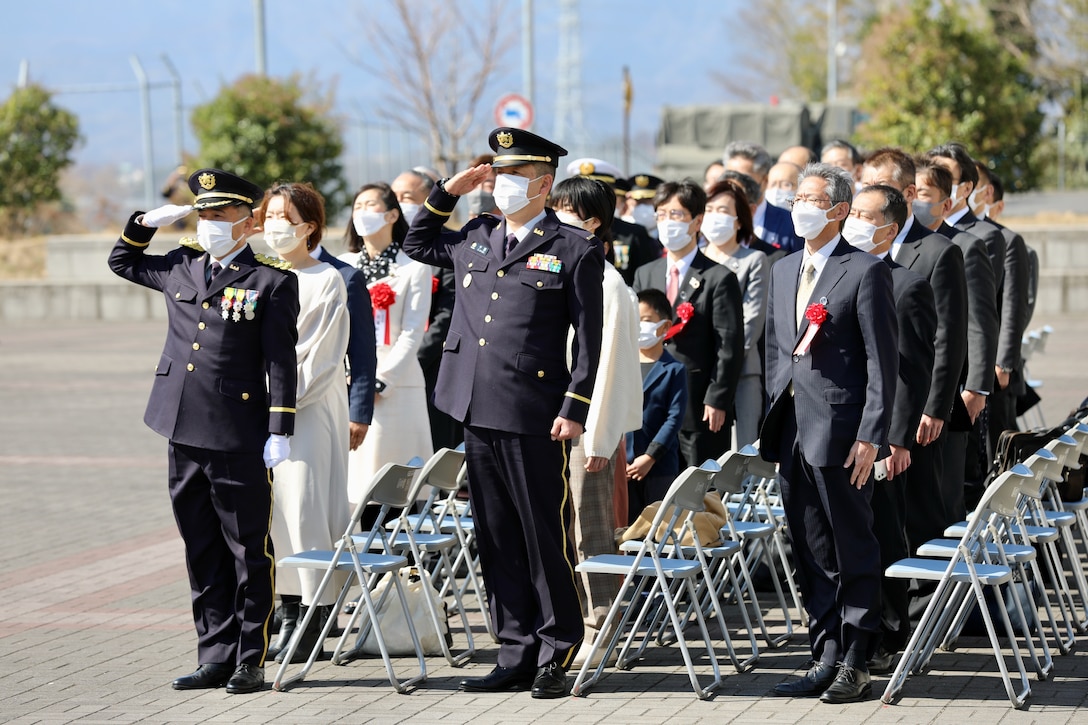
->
xmin=108 ymin=169 xmax=299 ymax=695
xmin=403 ymin=128 xmax=605 ymax=699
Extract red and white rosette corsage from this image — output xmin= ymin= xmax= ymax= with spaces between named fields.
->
xmin=663 ymin=301 xmax=695 ymax=341
xmin=793 ymin=301 xmax=828 ymax=357
xmin=369 ymin=282 xmax=396 ymax=345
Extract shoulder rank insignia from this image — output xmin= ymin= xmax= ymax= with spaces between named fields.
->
xmin=254 ymin=252 xmax=292 ymax=271
xmin=532 ymin=228 xmax=544 ymax=236
xmin=526 ymin=253 xmax=562 ymax=273
xmin=178 ymin=237 xmax=203 ymax=252
xmin=469 ymin=241 xmax=490 ymax=256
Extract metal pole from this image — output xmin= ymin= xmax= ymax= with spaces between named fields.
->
xmin=826 ymin=0 xmax=837 ymax=102
xmin=129 ymin=56 xmax=156 ymax=210
xmin=1057 ymin=117 xmax=1066 ymax=191
xmin=254 ymin=0 xmax=267 ymax=76
xmin=17 ymin=59 xmax=28 ymax=88
xmin=523 ymin=0 xmax=534 ymax=121
xmin=622 ymin=67 xmax=632 ymax=176
xmin=161 ymin=54 xmax=184 ymax=166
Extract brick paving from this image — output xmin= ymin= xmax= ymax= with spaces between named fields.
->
xmin=2 ymin=316 xmax=1087 ymax=724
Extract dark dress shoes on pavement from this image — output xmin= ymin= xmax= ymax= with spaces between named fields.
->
xmin=819 ymin=663 xmax=871 ymax=703
xmin=530 ymin=662 xmax=568 ymax=699
xmin=772 ymin=660 xmax=836 ymax=697
xmin=225 ymin=664 xmax=264 ymax=694
xmin=459 ymin=666 xmax=536 ymax=693
xmin=867 ymin=648 xmax=896 ymax=675
xmin=171 ymin=663 xmax=234 ymax=690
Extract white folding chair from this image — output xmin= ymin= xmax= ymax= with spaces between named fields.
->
xmin=572 ymin=462 xmax=726 ymax=700
xmin=271 ymin=461 xmax=426 ymax=693
xmin=881 ymin=465 xmax=1037 ymax=709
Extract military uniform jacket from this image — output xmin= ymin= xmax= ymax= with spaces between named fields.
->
xmin=402 ymin=186 xmax=605 ymax=436
xmin=109 ymin=213 xmax=299 ymax=452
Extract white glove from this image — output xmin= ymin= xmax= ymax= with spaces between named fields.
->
xmin=263 ymin=434 xmax=291 ymax=468
xmin=140 ymin=204 xmax=193 ymax=228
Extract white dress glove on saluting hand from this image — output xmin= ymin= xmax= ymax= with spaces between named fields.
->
xmin=140 ymin=204 xmax=193 ymax=228
xmin=263 ymin=434 xmax=291 ymax=468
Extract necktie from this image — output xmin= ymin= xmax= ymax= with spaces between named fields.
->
xmin=504 ymin=233 xmax=518 ymax=257
xmin=796 ymin=261 xmax=816 ymax=330
xmin=207 ymin=260 xmax=222 ymax=285
xmin=666 ymin=264 xmax=680 ymax=306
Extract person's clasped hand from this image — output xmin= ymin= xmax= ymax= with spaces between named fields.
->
xmin=140 ymin=204 xmax=193 ymax=228
xmin=263 ymin=434 xmax=291 ymax=468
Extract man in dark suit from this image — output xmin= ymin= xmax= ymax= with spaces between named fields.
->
xmin=860 ymin=149 xmax=969 ymax=550
xmin=724 ymin=140 xmax=804 ymax=253
xmin=842 ymin=184 xmax=937 ymax=673
xmin=761 ymin=163 xmax=898 ymax=703
xmin=632 ymin=180 xmax=745 ymax=466
xmin=108 ymin=169 xmax=299 ymax=695
xmin=403 ymin=128 xmax=604 ymax=699
xmin=915 ymin=161 xmax=1000 ymax=522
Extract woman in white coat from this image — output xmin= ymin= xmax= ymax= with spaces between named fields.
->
xmin=258 ymin=182 xmax=350 ymax=663
xmin=339 ymin=182 xmax=433 ymax=505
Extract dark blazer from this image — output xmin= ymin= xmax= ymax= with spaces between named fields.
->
xmin=989 ymin=219 xmax=1031 ymax=383
xmin=895 ymin=217 xmax=968 ymax=422
xmin=761 ymin=237 xmax=898 ymax=467
xmin=632 ymin=251 xmax=745 ymax=430
xmin=417 ymin=265 xmax=457 ymax=381
xmin=317 ymin=247 xmax=376 ymax=425
xmin=937 ymin=222 xmax=999 ymax=397
xmin=884 ymin=257 xmax=937 ymax=449
xmin=611 ymin=217 xmax=662 ymax=286
xmin=952 ymin=209 xmax=1006 ymax=294
xmin=109 ymin=215 xmax=298 ymax=452
xmin=403 ymin=187 xmax=605 ymax=435
xmin=760 ymin=201 xmax=805 ymax=254
xmin=626 ymin=349 xmax=688 ymax=480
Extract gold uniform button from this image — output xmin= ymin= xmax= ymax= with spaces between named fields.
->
xmin=536 ymin=280 xmax=544 ymax=288
xmin=484 ymin=314 xmax=492 ymax=323
xmin=192 ymin=342 xmax=200 ymax=351
xmin=198 ymin=322 xmax=206 ymax=330
xmin=175 ymin=292 xmax=181 ymax=299
xmin=186 ymin=363 xmax=194 ymax=372
xmin=242 ymin=393 xmax=250 ymax=401
xmin=537 ymin=370 xmax=545 ymax=378
xmin=478 ymin=338 xmax=486 ymax=346
xmin=497 ymin=270 xmax=505 ymax=278
xmin=491 ymin=292 xmax=499 ymax=300
xmin=202 ymin=302 xmax=210 ymax=309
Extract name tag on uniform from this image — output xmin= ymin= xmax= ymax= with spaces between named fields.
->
xmin=469 ymin=241 xmax=490 ymax=256
xmin=526 ymin=253 xmax=562 ymax=273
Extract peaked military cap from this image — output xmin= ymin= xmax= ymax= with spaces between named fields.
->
xmin=566 ymin=157 xmax=623 ymax=186
xmin=488 ymin=127 xmax=568 ymax=168
xmin=626 ymin=173 xmax=666 ymax=201
xmin=188 ymin=168 xmax=264 ymax=210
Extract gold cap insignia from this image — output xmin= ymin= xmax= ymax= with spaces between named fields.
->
xmin=496 ymin=131 xmax=514 ymax=149
xmin=579 ymin=161 xmax=595 ymax=175
xmin=635 ymin=175 xmax=649 ymax=188
xmin=198 ymin=172 xmax=216 ymax=190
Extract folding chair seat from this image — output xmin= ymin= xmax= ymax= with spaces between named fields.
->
xmin=881 ymin=465 xmax=1039 ymax=709
xmin=572 ymin=462 xmax=728 ymax=700
xmin=272 ymin=461 xmax=426 ymax=693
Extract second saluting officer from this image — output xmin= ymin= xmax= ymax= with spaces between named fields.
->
xmin=108 ymin=169 xmax=299 ymax=695
xmin=403 ymin=128 xmax=605 ymax=699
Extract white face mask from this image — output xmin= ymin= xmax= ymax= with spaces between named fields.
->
xmin=262 ymin=218 xmax=306 ymax=254
xmin=638 ymin=319 xmax=667 ymax=349
xmin=765 ymin=187 xmax=794 ymax=209
xmin=949 ymin=183 xmax=961 ymax=207
xmin=399 ymin=202 xmax=421 ymax=224
xmin=196 ymin=215 xmax=249 ymax=258
xmin=630 ymin=203 xmax=657 ymax=230
xmin=493 ymin=173 xmax=543 ymax=216
xmin=554 ymin=210 xmax=587 ymax=230
xmin=657 ymin=218 xmax=693 ymax=251
xmin=353 ymin=209 xmax=389 ymax=237
xmin=842 ymin=216 xmax=892 ymax=253
xmin=790 ymin=201 xmax=832 ymax=240
xmin=702 ymin=212 xmax=737 ymax=246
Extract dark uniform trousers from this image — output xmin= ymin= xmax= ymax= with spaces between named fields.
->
xmin=169 ymin=442 xmax=275 ymax=666
xmin=463 ymin=425 xmax=583 ymax=671
xmin=905 ymin=426 xmax=950 ymax=551
xmin=870 ymin=472 xmax=910 ymax=654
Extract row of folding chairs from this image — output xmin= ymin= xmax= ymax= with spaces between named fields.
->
xmin=881 ymin=416 xmax=1088 ymax=709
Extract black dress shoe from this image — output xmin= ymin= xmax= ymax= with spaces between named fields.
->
xmin=772 ymin=661 xmax=836 ymax=697
xmin=530 ymin=662 xmax=568 ymax=699
xmin=819 ymin=663 xmax=871 ymax=703
xmin=225 ymin=664 xmax=264 ymax=694
xmin=867 ymin=648 xmax=897 ymax=675
xmin=459 ymin=666 xmax=536 ymax=693
xmin=171 ymin=663 xmax=234 ymax=690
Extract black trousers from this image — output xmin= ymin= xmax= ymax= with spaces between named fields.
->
xmin=678 ymin=420 xmax=732 ymax=470
xmin=871 ymin=473 xmax=910 ymax=653
xmin=463 ymin=425 xmax=583 ymax=671
xmin=168 ymin=442 xmax=275 ymax=667
xmin=904 ymin=426 xmax=950 ymax=553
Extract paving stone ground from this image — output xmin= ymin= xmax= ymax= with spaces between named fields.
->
xmin=1 ymin=316 xmax=1086 ymax=724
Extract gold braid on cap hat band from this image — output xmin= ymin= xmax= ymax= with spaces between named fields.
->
xmin=194 ymin=191 xmax=256 ymax=204
xmin=492 ymin=154 xmax=554 ymax=164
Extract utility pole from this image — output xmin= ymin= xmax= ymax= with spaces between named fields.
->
xmin=826 ymin=0 xmax=837 ymax=102
xmin=522 ymin=0 xmax=534 ymax=123
xmin=161 ymin=54 xmax=185 ymax=166
xmin=554 ymin=0 xmax=583 ymax=147
xmin=254 ymin=0 xmax=267 ymax=76
xmin=130 ymin=56 xmax=156 ymax=210
xmin=622 ymin=67 xmax=632 ymax=176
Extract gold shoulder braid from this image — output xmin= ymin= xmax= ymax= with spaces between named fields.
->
xmin=254 ymin=252 xmax=292 ymax=271
xmin=178 ymin=237 xmax=203 ymax=252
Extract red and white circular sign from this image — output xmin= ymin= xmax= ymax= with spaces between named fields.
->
xmin=493 ymin=93 xmax=534 ymax=130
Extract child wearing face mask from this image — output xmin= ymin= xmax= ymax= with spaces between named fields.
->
xmin=625 ymin=288 xmax=688 ymax=524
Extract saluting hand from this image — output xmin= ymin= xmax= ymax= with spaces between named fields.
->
xmin=550 ymin=416 xmax=583 ymax=441
xmin=844 ymin=440 xmax=878 ymax=489
xmin=444 ymin=165 xmax=493 ymax=196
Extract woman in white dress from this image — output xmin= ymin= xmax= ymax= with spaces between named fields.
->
xmin=338 ymin=183 xmax=433 ymax=505
xmin=258 ymin=182 xmax=351 ymax=662
xmin=699 ymin=179 xmax=768 ymax=448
